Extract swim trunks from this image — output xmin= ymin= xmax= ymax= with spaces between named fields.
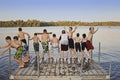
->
xmin=86 ymin=40 xmax=94 ymax=50
xmin=33 ymin=42 xmax=39 ymax=52
xmin=51 ymin=46 xmax=60 ymax=53
xmin=14 ymin=46 xmax=25 ymax=59
xmin=81 ymin=42 xmax=88 ymax=51
xmin=61 ymin=44 xmax=68 ymax=51
xmin=75 ymin=42 xmax=81 ymax=52
xmin=21 ymin=39 xmax=27 ymax=44
xmin=68 ymin=38 xmax=74 ymax=49
xmin=41 ymin=42 xmax=49 ymax=53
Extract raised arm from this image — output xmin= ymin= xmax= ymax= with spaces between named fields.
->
xmin=64 ymin=26 xmax=68 ymax=33
xmin=23 ymin=32 xmax=30 ymax=38
xmin=94 ymin=28 xmax=99 ymax=34
xmin=0 ymin=47 xmax=10 ymax=56
xmin=73 ymin=27 xmax=77 ymax=33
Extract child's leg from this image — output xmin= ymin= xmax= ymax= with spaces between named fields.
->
xmin=76 ymin=49 xmax=78 ymax=58
xmin=58 ymin=51 xmax=60 ymax=60
xmin=35 ymin=51 xmax=39 ymax=58
xmin=47 ymin=51 xmax=50 ymax=59
xmin=76 ymin=51 xmax=78 ymax=58
xmin=72 ymin=49 xmax=77 ymax=58
xmin=24 ymin=55 xmax=30 ymax=62
xmin=42 ymin=52 xmax=44 ymax=58
xmin=27 ymin=51 xmax=30 ymax=59
xmin=36 ymin=51 xmax=40 ymax=63
xmin=66 ymin=51 xmax=68 ymax=59
xmin=81 ymin=50 xmax=84 ymax=58
xmin=14 ymin=59 xmax=24 ymax=67
xmin=42 ymin=52 xmax=44 ymax=62
xmin=52 ymin=52 xmax=54 ymax=59
xmin=88 ymin=49 xmax=92 ymax=59
xmin=62 ymin=51 xmax=64 ymax=59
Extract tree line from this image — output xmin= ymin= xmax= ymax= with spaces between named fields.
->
xmin=0 ymin=20 xmax=120 ymax=27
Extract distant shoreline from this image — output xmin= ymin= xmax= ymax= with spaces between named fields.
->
xmin=0 ymin=20 xmax=120 ymax=27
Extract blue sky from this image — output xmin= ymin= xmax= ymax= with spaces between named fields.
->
xmin=0 ymin=0 xmax=120 ymax=22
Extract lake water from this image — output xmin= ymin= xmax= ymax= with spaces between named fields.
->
xmin=0 ymin=26 xmax=120 ymax=80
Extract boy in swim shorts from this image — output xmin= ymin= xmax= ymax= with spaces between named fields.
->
xmin=41 ymin=29 xmax=50 ymax=62
xmin=0 ymin=36 xmax=25 ymax=68
xmin=74 ymin=33 xmax=81 ymax=56
xmin=86 ymin=27 xmax=98 ymax=60
xmin=30 ymin=33 xmax=40 ymax=55
xmin=59 ymin=30 xmax=69 ymax=63
xmin=18 ymin=27 xmax=30 ymax=60
xmin=13 ymin=36 xmax=29 ymax=63
xmin=64 ymin=26 xmax=77 ymax=63
xmin=50 ymin=34 xmax=60 ymax=61
xmin=29 ymin=33 xmax=41 ymax=67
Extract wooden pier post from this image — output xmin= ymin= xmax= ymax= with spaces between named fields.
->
xmin=8 ymin=49 xmax=12 ymax=77
xmin=98 ymin=42 xmax=101 ymax=64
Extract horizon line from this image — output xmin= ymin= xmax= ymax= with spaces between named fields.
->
xmin=0 ymin=19 xmax=120 ymax=22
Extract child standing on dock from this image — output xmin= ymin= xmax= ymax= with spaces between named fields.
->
xmin=0 ymin=36 xmax=25 ymax=68
xmin=81 ymin=33 xmax=88 ymax=61
xmin=18 ymin=27 xmax=30 ymax=61
xmin=41 ymin=29 xmax=50 ymax=62
xmin=18 ymin=28 xmax=30 ymax=44
xmin=74 ymin=33 xmax=81 ymax=57
xmin=13 ymin=36 xmax=29 ymax=63
xmin=29 ymin=33 xmax=41 ymax=68
xmin=29 ymin=33 xmax=40 ymax=56
xmin=50 ymin=34 xmax=60 ymax=61
xmin=59 ymin=30 xmax=69 ymax=62
xmin=86 ymin=27 xmax=98 ymax=60
xmin=64 ymin=26 xmax=77 ymax=61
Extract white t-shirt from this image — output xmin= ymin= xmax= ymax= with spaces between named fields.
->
xmin=60 ymin=34 xmax=68 ymax=45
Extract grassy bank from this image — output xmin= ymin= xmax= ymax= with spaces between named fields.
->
xmin=0 ymin=20 xmax=120 ymax=27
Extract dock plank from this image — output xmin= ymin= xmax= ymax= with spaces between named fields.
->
xmin=10 ymin=59 xmax=110 ymax=80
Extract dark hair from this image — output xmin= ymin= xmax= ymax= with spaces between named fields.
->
xmin=69 ymin=27 xmax=73 ymax=30
xmin=34 ymin=33 xmax=37 ymax=36
xmin=62 ymin=30 xmax=65 ymax=34
xmin=43 ymin=29 xmax=47 ymax=33
xmin=89 ymin=27 xmax=94 ymax=31
xmin=76 ymin=33 xmax=79 ymax=37
xmin=18 ymin=28 xmax=22 ymax=31
xmin=82 ymin=34 xmax=86 ymax=38
xmin=5 ymin=36 xmax=11 ymax=40
xmin=13 ymin=36 xmax=18 ymax=40
xmin=53 ymin=34 xmax=56 ymax=37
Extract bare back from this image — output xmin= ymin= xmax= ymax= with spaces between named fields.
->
xmin=82 ymin=38 xmax=87 ymax=42
xmin=74 ymin=37 xmax=81 ymax=43
xmin=14 ymin=40 xmax=21 ymax=46
xmin=87 ymin=32 xmax=93 ymax=41
xmin=18 ymin=31 xmax=25 ymax=40
xmin=33 ymin=36 xmax=40 ymax=43
xmin=51 ymin=37 xmax=59 ymax=44
xmin=10 ymin=41 xmax=20 ymax=49
xmin=41 ymin=33 xmax=50 ymax=42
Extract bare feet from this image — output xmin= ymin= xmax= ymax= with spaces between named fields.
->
xmin=19 ymin=63 xmax=25 ymax=69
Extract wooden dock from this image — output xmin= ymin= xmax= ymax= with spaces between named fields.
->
xmin=9 ymin=58 xmax=110 ymax=80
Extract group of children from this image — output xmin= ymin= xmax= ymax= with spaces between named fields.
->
xmin=58 ymin=27 xmax=98 ymax=63
xmin=0 ymin=28 xmax=30 ymax=68
xmin=0 ymin=27 xmax=98 ymax=68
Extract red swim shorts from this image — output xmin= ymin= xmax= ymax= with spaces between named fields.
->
xmin=86 ymin=40 xmax=94 ymax=50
